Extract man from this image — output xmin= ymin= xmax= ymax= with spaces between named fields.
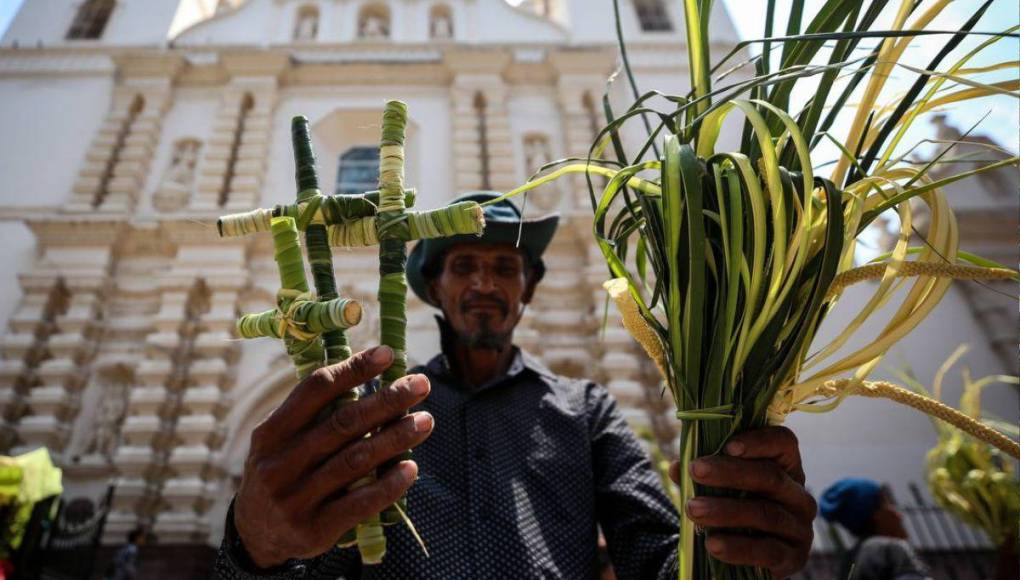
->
xmin=820 ymin=478 xmax=932 ymax=580
xmin=216 ymin=193 xmax=817 ymax=579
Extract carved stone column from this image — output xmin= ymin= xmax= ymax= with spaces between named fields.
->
xmin=192 ymin=54 xmax=286 ymax=212
xmin=152 ymin=229 xmax=245 ymax=543
xmin=0 ymin=275 xmax=68 ymax=451
xmin=447 ymin=51 xmax=515 ymax=194
xmin=550 ymin=51 xmax=615 ymax=213
xmin=67 ymin=55 xmax=183 ymax=214
xmin=11 ymin=222 xmax=114 ymax=455
xmin=104 ymin=274 xmax=193 ymax=542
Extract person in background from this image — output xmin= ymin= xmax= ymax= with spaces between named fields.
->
xmin=820 ymin=478 xmax=932 ymax=580
xmin=104 ymin=527 xmax=144 ymax=580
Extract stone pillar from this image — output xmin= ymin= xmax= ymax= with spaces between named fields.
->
xmin=105 ymin=276 xmax=193 ymax=542
xmin=520 ymin=225 xmax=598 ymax=377
xmin=15 ymin=278 xmax=104 ymax=454
xmin=191 ymin=83 xmax=276 ymax=211
xmin=152 ymin=235 xmax=245 ymax=543
xmin=67 ymin=55 xmax=183 ymax=213
xmin=98 ymin=84 xmax=170 ymax=213
xmin=156 ymin=285 xmax=241 ymax=543
xmin=192 ymin=55 xmax=286 ymax=211
xmin=447 ymin=51 xmax=515 ymax=194
xmin=0 ymin=275 xmax=67 ymax=451
xmin=550 ymin=51 xmax=615 ymax=213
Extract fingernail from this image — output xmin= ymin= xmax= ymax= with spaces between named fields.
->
xmin=370 ymin=346 xmax=392 ymax=365
xmin=706 ymin=536 xmax=724 ymax=554
xmin=413 ymin=412 xmax=433 ymax=433
xmin=409 ymin=375 xmax=429 ymax=396
xmin=687 ymin=498 xmax=709 ymax=518
xmin=398 ymin=460 xmax=418 ymax=482
xmin=691 ymin=460 xmax=711 ymax=478
xmin=725 ymin=441 xmax=745 ymax=457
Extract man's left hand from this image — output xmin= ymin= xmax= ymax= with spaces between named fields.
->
xmin=668 ymin=426 xmax=817 ymax=579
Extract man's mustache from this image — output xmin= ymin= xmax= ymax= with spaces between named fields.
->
xmin=460 ymin=293 xmax=509 ymax=316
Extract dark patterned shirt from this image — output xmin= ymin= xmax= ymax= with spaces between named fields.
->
xmin=216 ymin=348 xmax=680 ymax=579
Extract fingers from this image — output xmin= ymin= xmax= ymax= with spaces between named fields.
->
xmin=263 ymin=346 xmax=394 ymax=439
xmin=295 ymin=374 xmax=431 ymax=470
xmin=722 ymin=426 xmax=806 ymax=485
xmin=316 ymin=460 xmax=419 ymax=538
xmin=686 ymin=497 xmax=813 ymax=546
xmin=689 ymin=456 xmax=817 ymax=521
xmin=298 ymin=411 xmax=434 ymax=505
xmin=705 ymin=532 xmax=807 ymax=579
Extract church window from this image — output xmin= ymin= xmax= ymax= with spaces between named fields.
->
xmin=67 ymin=0 xmax=115 ymax=40
xmin=219 ymin=93 xmax=254 ymax=207
xmin=358 ymin=4 xmax=391 ymax=39
xmin=294 ymin=5 xmax=320 ymax=41
xmin=94 ymin=95 xmax=144 ymax=208
xmin=634 ymin=0 xmax=672 ymax=32
xmin=336 ymin=147 xmax=380 ymax=195
xmin=429 ymin=5 xmax=454 ymax=40
xmin=473 ymin=92 xmax=491 ymax=190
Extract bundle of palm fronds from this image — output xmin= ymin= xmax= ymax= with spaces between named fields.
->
xmin=897 ymin=346 xmax=1019 ymax=549
xmin=490 ymin=1 xmax=1019 ymax=578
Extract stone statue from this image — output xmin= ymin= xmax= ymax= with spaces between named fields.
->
xmin=154 ymin=139 xmax=200 ymax=212
xmin=524 ymin=136 xmax=551 ymax=173
xmin=361 ymin=13 xmax=389 ymax=39
xmin=86 ymin=381 xmax=128 ymax=459
xmin=431 ymin=13 xmax=453 ymax=40
xmin=523 ymin=136 xmax=562 ymax=210
xmin=166 ymin=139 xmax=200 ymax=187
xmin=295 ymin=11 xmax=318 ymax=41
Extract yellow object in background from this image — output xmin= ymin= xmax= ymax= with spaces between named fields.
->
xmin=0 ymin=448 xmax=62 ymax=555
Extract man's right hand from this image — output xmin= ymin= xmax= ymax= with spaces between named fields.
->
xmin=233 ymin=346 xmax=434 ymax=569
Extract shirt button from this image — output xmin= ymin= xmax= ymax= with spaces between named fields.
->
xmin=473 ymin=447 xmax=488 ymax=461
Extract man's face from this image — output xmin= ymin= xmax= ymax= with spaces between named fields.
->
xmin=427 ymin=243 xmax=536 ymax=349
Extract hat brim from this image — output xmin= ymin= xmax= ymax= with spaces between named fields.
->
xmin=407 ymin=213 xmax=559 ymax=306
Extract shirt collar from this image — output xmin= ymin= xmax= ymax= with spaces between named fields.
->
xmin=423 ymin=347 xmax=557 ymax=392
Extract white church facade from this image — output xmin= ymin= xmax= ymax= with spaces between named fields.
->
xmin=0 ymin=0 xmax=1014 ymax=566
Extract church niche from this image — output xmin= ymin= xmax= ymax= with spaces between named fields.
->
xmin=358 ymin=4 xmax=391 ymax=40
xmin=69 ymin=364 xmax=134 ymax=465
xmin=153 ymin=138 xmax=202 ymax=212
xmin=429 ymin=5 xmax=454 ymax=41
xmin=293 ymin=5 xmax=320 ymax=41
xmin=522 ymin=133 xmax=562 ymax=210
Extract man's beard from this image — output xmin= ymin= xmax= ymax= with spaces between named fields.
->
xmin=460 ymin=314 xmax=512 ymax=350
xmin=458 ymin=293 xmax=513 ymax=350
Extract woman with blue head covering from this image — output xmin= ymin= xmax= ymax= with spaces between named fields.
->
xmin=820 ymin=478 xmax=931 ymax=580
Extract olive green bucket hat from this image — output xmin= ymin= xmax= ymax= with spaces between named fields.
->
xmin=406 ymin=191 xmax=559 ymax=306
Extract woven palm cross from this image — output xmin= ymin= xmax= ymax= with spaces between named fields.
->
xmin=218 ymin=101 xmax=483 ymax=564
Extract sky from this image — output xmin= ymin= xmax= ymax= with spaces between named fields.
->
xmin=0 ymin=0 xmax=22 ymax=38
xmin=717 ymin=0 xmax=1019 ymax=157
